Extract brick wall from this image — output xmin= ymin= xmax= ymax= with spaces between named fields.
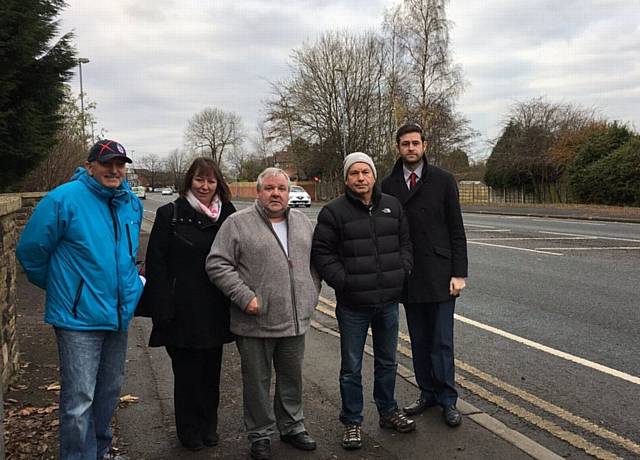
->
xmin=229 ymin=181 xmax=318 ymax=200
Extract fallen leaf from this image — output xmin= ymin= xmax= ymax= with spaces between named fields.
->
xmin=119 ymin=394 xmax=139 ymax=404
xmin=46 ymin=382 xmax=61 ymax=391
xmin=9 ymin=384 xmax=28 ymax=391
xmin=5 ymin=398 xmax=19 ymax=404
xmin=37 ymin=404 xmax=59 ymax=414
xmin=17 ymin=407 xmax=37 ymax=416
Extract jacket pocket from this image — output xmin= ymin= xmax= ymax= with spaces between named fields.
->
xmin=72 ymin=279 xmax=85 ymax=318
xmin=434 ymin=246 xmax=452 ymax=259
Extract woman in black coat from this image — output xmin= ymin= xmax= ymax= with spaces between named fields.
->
xmin=144 ymin=157 xmax=235 ymax=451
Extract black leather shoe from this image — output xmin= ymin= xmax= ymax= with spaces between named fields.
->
xmin=180 ymin=439 xmax=204 ymax=451
xmin=280 ymin=430 xmax=317 ymax=451
xmin=443 ymin=405 xmax=462 ymax=427
xmin=203 ymin=432 xmax=219 ymax=446
xmin=250 ymin=439 xmax=272 ymax=460
xmin=403 ymin=397 xmax=438 ymax=415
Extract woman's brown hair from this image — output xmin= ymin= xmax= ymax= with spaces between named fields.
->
xmin=180 ymin=157 xmax=232 ymax=203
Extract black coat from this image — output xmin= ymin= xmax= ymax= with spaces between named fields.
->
xmin=144 ymin=197 xmax=236 ymax=348
xmin=312 ymin=185 xmax=413 ymax=308
xmin=381 ymin=159 xmax=468 ymax=304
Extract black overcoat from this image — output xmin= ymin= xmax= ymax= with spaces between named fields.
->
xmin=381 ymin=159 xmax=468 ymax=304
xmin=144 ymin=197 xmax=236 ymax=348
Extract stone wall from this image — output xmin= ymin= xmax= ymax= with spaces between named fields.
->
xmin=0 ymin=196 xmax=22 ymax=392
xmin=0 ymin=192 xmax=45 ymax=392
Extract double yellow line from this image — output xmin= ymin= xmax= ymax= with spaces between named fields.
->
xmin=314 ymin=296 xmax=639 ymax=460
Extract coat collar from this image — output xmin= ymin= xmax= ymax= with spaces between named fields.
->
xmin=344 ymin=182 xmax=382 ymax=210
xmin=389 ymin=157 xmax=429 ymax=204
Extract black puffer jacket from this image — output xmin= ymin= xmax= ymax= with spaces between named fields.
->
xmin=143 ymin=197 xmax=236 ymax=348
xmin=312 ymin=185 xmax=412 ymax=308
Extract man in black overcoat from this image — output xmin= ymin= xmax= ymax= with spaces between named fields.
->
xmin=381 ymin=122 xmax=468 ymax=427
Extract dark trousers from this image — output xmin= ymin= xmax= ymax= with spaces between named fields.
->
xmin=404 ymin=299 xmax=458 ymax=407
xmin=166 ymin=346 xmax=224 ymax=445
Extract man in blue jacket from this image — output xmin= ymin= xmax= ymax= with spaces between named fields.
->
xmin=17 ymin=139 xmax=144 ymax=460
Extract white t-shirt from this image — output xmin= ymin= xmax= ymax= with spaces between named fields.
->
xmin=272 ymin=220 xmax=288 ymax=256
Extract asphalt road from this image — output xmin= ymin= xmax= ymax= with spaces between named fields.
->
xmin=141 ymin=193 xmax=640 ymax=459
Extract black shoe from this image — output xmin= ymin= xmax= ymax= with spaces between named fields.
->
xmin=443 ymin=405 xmax=462 ymax=427
xmin=280 ymin=430 xmax=317 ymax=451
xmin=250 ymin=439 xmax=271 ymax=460
xmin=403 ymin=397 xmax=437 ymax=415
xmin=180 ymin=439 xmax=204 ymax=451
xmin=203 ymin=432 xmax=219 ymax=446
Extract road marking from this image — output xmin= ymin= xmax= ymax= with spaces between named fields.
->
xmin=540 ymin=231 xmax=640 ymax=243
xmin=469 ymin=236 xmax=592 ymax=241
xmin=143 ymin=209 xmax=156 ymax=214
xmin=531 ymin=218 xmax=606 ymax=226
xmin=456 ymin=361 xmax=640 ymax=456
xmin=468 ymin=241 xmax=563 ymax=256
xmin=457 ymin=377 xmax=622 ymax=460
xmin=466 ymin=229 xmax=512 ymax=233
xmin=465 ymin=223 xmax=499 ymax=228
xmin=454 ymin=314 xmax=640 ymax=386
xmin=536 ymin=246 xmax=640 ymax=251
xmin=314 ymin=298 xmax=629 ymax=459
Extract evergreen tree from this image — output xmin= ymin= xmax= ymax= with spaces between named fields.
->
xmin=0 ymin=0 xmax=76 ymax=189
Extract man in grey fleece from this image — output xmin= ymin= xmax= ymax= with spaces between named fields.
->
xmin=206 ymin=167 xmax=320 ymax=460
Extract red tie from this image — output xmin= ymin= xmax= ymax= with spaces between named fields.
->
xmin=409 ymin=172 xmax=417 ymax=190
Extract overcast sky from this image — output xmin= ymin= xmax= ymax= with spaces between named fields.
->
xmin=60 ymin=0 xmax=640 ymax=161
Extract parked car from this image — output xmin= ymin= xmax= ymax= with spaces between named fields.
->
xmin=132 ymin=186 xmax=146 ymax=200
xmin=161 ymin=187 xmax=173 ymax=196
xmin=288 ymin=185 xmax=311 ymax=208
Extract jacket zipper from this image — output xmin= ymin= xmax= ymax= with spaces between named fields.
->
xmin=260 ymin=208 xmax=300 ymax=335
xmin=72 ymin=279 xmax=84 ymax=318
xmin=108 ymin=198 xmax=122 ymax=330
xmin=369 ymin=207 xmax=383 ymax=286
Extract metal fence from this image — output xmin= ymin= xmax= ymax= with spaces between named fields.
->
xmin=458 ymin=182 xmax=539 ymax=204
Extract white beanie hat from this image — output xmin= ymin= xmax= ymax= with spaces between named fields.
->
xmin=343 ymin=152 xmax=377 ymax=181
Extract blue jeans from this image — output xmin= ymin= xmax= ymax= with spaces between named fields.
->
xmin=336 ymin=303 xmax=399 ymax=425
xmin=55 ymin=328 xmax=128 ymax=460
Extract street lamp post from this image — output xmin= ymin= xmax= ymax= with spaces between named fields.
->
xmin=77 ymin=58 xmax=90 ymax=144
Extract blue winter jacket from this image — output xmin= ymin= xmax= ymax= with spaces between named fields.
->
xmin=16 ymin=167 xmax=144 ymax=331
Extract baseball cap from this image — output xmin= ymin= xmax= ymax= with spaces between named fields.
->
xmin=87 ymin=139 xmax=132 ymax=163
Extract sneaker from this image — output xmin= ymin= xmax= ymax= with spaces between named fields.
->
xmin=379 ymin=408 xmax=416 ymax=433
xmin=102 ymin=453 xmax=129 ymax=460
xmin=341 ymin=424 xmax=362 ymax=450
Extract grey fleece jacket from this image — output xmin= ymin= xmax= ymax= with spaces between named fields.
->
xmin=206 ymin=201 xmax=320 ymax=338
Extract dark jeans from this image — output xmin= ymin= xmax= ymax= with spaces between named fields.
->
xmin=336 ymin=303 xmax=399 ymax=425
xmin=404 ymin=299 xmax=458 ymax=407
xmin=166 ymin=346 xmax=224 ymax=446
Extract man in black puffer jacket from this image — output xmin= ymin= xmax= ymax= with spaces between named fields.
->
xmin=312 ymin=152 xmax=414 ymax=451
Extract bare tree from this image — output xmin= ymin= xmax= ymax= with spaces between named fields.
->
xmin=267 ymin=31 xmax=391 ymax=180
xmin=384 ymin=0 xmax=475 ymax=165
xmin=185 ymin=107 xmax=243 ymax=166
xmin=138 ymin=153 xmax=164 ymax=189
xmin=165 ymin=148 xmax=189 ymax=189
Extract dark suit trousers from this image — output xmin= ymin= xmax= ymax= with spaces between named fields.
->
xmin=404 ymin=299 xmax=458 ymax=407
xmin=166 ymin=346 xmax=224 ymax=445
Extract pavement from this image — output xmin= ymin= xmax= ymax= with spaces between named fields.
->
xmin=8 ymin=203 xmax=638 ymax=459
